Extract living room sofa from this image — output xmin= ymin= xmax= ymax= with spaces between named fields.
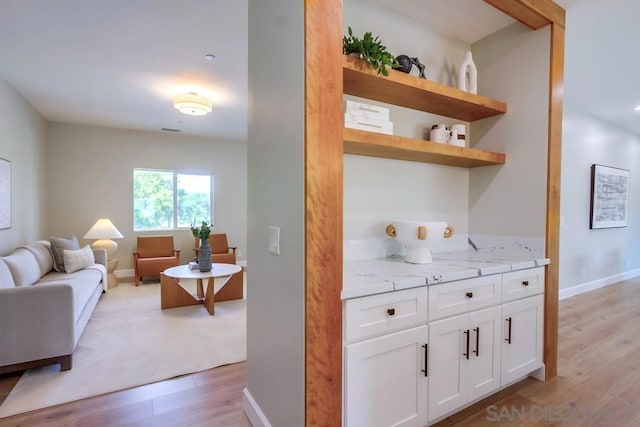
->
xmin=0 ymin=240 xmax=107 ymax=373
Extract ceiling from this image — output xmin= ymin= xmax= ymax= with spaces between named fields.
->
xmin=0 ymin=0 xmax=247 ymax=141
xmin=2 ymin=0 xmax=637 ymax=141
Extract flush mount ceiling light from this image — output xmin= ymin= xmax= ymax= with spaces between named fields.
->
xmin=635 ymin=105 xmax=640 ymax=111
xmin=173 ymin=92 xmax=213 ymax=116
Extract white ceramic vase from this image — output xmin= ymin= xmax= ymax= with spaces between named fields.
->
xmin=457 ymin=51 xmax=478 ymax=94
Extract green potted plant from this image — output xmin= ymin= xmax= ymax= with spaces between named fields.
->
xmin=191 ymin=221 xmax=213 ymax=272
xmin=343 ymin=26 xmax=399 ymax=76
xmin=190 ymin=221 xmax=212 ymax=241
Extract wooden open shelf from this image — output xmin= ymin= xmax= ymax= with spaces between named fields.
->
xmin=343 ymin=128 xmax=506 ymax=168
xmin=343 ymin=56 xmax=507 ymax=122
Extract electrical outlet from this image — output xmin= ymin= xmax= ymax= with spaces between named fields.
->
xmin=237 ymin=249 xmax=243 ymax=258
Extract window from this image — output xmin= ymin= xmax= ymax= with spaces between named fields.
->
xmin=133 ymin=169 xmax=213 ymax=231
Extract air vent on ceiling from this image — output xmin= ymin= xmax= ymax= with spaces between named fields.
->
xmin=161 ymin=127 xmax=180 ymax=133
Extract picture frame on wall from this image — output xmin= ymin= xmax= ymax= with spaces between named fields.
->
xmin=590 ymin=164 xmax=629 ymax=229
xmin=0 ymin=158 xmax=10 ymax=229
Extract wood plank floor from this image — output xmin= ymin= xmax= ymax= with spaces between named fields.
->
xmin=1 ymin=277 xmax=639 ymax=426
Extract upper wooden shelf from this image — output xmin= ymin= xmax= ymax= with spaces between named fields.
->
xmin=343 ymin=56 xmax=507 ymax=122
xmin=344 ymin=128 xmax=506 ymax=168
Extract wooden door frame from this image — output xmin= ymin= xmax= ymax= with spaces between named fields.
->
xmin=304 ymin=0 xmax=565 ymax=423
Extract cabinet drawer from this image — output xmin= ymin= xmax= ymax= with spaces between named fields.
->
xmin=428 ymin=275 xmax=502 ymax=321
xmin=344 ymin=287 xmax=428 ymax=343
xmin=502 ymin=267 xmax=544 ymax=302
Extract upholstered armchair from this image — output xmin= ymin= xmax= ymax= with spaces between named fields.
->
xmin=210 ymin=233 xmax=237 ymax=264
xmin=133 ymin=235 xmax=180 ymax=286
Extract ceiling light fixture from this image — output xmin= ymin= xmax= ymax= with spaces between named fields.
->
xmin=173 ymin=92 xmax=213 ymax=116
xmin=635 ymin=105 xmax=640 ymax=111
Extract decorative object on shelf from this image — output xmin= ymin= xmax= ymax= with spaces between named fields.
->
xmin=457 ymin=51 xmax=478 ymax=94
xmin=385 ymin=220 xmax=454 ymax=264
xmin=449 ymin=124 xmax=466 ymax=147
xmin=393 ymin=55 xmax=427 ymax=79
xmin=343 ymin=26 xmax=399 ymax=76
xmin=589 ymin=164 xmax=629 ymax=229
xmin=173 ymin=92 xmax=213 ymax=116
xmin=0 ymin=158 xmax=11 ymax=229
xmin=429 ymin=124 xmax=449 ymax=143
xmin=393 ymin=55 xmax=413 ymax=73
xmin=344 ymin=100 xmax=393 ymax=135
xmin=191 ymin=221 xmax=214 ymax=272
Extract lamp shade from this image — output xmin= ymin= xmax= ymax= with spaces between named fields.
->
xmin=83 ymin=219 xmax=124 ymax=240
xmin=173 ymin=92 xmax=213 ymax=116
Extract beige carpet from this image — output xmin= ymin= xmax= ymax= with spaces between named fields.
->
xmin=0 ymin=279 xmax=246 ymax=418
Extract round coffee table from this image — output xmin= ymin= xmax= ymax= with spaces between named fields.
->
xmin=161 ymin=263 xmax=242 ymax=315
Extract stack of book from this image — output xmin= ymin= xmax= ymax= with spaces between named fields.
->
xmin=188 ymin=261 xmax=199 ymax=270
xmin=344 ymin=100 xmax=393 ymax=135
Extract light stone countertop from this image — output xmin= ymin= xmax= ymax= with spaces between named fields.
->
xmin=342 ymin=249 xmax=550 ymax=300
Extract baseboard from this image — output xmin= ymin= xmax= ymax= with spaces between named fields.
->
xmin=243 ymin=387 xmax=272 ymax=427
xmin=559 ymin=268 xmax=640 ymax=300
xmin=114 ymin=268 xmax=134 ymax=278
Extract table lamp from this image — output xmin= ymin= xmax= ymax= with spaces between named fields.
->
xmin=84 ymin=218 xmax=123 ymax=288
xmin=84 ymin=218 xmax=123 ymax=257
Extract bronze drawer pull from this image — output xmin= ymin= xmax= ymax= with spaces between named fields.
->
xmin=387 ymin=308 xmax=395 ymax=316
xmin=466 ymin=292 xmax=473 ymax=298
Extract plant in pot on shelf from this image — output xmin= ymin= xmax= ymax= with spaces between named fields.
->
xmin=343 ymin=26 xmax=399 ymax=76
xmin=191 ymin=221 xmax=213 ymax=272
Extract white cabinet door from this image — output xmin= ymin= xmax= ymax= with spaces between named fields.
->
xmin=501 ymin=294 xmax=544 ymax=385
xmin=467 ymin=306 xmax=501 ymax=402
xmin=428 ymin=314 xmax=468 ymax=422
xmin=344 ymin=325 xmax=428 ymax=427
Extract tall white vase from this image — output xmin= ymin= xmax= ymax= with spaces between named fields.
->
xmin=457 ymin=51 xmax=478 ymax=94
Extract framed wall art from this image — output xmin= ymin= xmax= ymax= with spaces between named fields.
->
xmin=590 ymin=164 xmax=629 ymax=229
xmin=0 ymin=158 xmax=10 ymax=229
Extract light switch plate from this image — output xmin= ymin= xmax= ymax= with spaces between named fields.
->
xmin=269 ymin=226 xmax=280 ymax=255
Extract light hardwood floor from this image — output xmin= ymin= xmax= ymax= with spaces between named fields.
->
xmin=1 ymin=277 xmax=639 ymax=426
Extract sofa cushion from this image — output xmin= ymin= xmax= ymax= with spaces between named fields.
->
xmin=0 ymin=258 xmax=16 ymax=288
xmin=50 ymin=235 xmax=80 ymax=272
xmin=2 ymin=248 xmax=41 ymax=287
xmin=37 ymin=269 xmax=103 ymax=322
xmin=22 ymin=243 xmax=54 ymax=277
xmin=64 ymin=245 xmax=95 ymax=274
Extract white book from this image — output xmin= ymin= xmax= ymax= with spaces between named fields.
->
xmin=345 ymin=119 xmax=394 ymax=135
xmin=344 ymin=100 xmax=390 ymax=121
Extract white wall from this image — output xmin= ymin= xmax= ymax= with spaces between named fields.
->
xmin=559 ymin=113 xmax=640 ymax=291
xmin=46 ymin=122 xmax=246 ymax=270
xmin=245 ymin=0 xmax=305 ymax=425
xmin=558 ymin=0 xmax=640 ymax=295
xmin=469 ymin=24 xmax=550 ymax=241
xmin=343 ymin=0 xmax=472 ymax=258
xmin=0 ymin=77 xmax=48 ymax=255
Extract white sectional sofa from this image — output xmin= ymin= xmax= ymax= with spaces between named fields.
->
xmin=0 ymin=239 xmax=107 ymax=373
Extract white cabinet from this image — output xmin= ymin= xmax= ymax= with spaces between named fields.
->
xmin=502 ymin=267 xmax=544 ymax=302
xmin=428 ymin=306 xmax=501 ymax=422
xmin=344 ymin=325 xmax=428 ymax=427
xmin=343 ymin=265 xmax=546 ymax=426
xmin=501 ymin=294 xmax=544 ymax=385
xmin=345 ymin=287 xmax=428 ymax=343
xmin=428 ymin=274 xmax=502 ymax=321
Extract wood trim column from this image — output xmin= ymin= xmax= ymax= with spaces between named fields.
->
xmin=544 ymin=22 xmax=565 ymax=381
xmin=304 ymin=0 xmax=343 ymax=425
xmin=483 ymin=0 xmax=565 ymax=29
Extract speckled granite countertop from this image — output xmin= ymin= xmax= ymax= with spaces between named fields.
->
xmin=342 ymin=249 xmax=550 ymax=300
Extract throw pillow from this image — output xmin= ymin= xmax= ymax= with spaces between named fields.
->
xmin=50 ymin=235 xmax=80 ymax=272
xmin=63 ymin=245 xmax=95 ymax=274
xmin=1 ymin=248 xmax=41 ymax=287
